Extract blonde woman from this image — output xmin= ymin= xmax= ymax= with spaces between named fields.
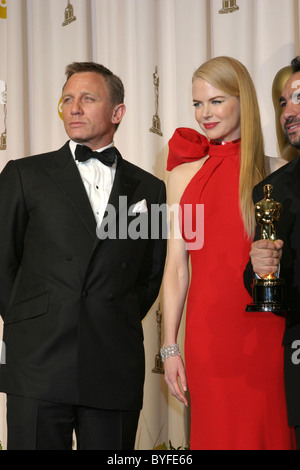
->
xmin=162 ymin=56 xmax=296 ymax=450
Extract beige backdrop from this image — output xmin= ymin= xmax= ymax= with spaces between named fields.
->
xmin=0 ymin=0 xmax=299 ymax=450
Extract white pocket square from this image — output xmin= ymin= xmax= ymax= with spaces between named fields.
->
xmin=131 ymin=199 xmax=148 ymax=213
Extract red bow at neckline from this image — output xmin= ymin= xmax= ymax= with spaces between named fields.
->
xmin=167 ymin=127 xmax=241 ymax=171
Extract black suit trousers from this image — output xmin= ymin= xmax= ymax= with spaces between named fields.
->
xmin=6 ymin=395 xmax=139 ymax=450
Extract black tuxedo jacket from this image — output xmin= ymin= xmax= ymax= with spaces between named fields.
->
xmin=0 ymin=142 xmax=166 ymax=412
xmin=244 ymin=155 xmax=300 ymax=426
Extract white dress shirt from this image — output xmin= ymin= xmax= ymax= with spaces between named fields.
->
xmin=69 ymin=140 xmax=116 ymax=226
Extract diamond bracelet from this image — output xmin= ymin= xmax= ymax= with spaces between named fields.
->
xmin=160 ymin=343 xmax=181 ymax=362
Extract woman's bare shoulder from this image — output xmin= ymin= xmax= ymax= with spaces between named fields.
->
xmin=166 ymin=157 xmax=209 ymax=204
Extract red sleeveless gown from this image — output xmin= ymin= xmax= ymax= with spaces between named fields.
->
xmin=167 ymin=128 xmax=296 ymax=450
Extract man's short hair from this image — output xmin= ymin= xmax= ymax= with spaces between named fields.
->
xmin=63 ymin=62 xmax=125 ymax=106
xmin=291 ymin=56 xmax=300 ymax=74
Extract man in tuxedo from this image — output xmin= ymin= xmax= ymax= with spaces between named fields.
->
xmin=244 ymin=56 xmax=300 ymax=447
xmin=0 ymin=62 xmax=166 ymax=450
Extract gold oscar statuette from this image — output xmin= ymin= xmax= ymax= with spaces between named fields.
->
xmin=246 ymin=184 xmax=290 ymax=316
xmin=152 ymin=304 xmax=164 ymax=374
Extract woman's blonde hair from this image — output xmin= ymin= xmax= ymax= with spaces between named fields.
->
xmin=192 ymin=56 xmax=266 ymax=238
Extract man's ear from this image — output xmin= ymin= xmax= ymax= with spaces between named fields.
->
xmin=111 ymin=103 xmax=126 ymax=125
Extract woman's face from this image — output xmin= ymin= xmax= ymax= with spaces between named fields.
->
xmin=192 ymin=78 xmax=241 ymax=142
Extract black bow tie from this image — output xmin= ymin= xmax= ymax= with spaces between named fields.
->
xmin=75 ymin=144 xmax=116 ymax=167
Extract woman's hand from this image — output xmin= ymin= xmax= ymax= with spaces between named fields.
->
xmin=163 ymin=355 xmax=188 ymax=407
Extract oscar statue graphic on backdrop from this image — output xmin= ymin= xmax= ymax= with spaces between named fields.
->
xmin=0 ymin=0 xmax=7 ymax=20
xmin=246 ymin=184 xmax=291 ymax=316
xmin=0 ymin=80 xmax=7 ymax=151
xmin=62 ymin=0 xmax=76 ymax=27
xmin=149 ymin=67 xmax=163 ymax=137
xmin=219 ymin=0 xmax=239 ymax=14
xmin=58 ymin=98 xmax=63 ymax=121
xmin=152 ymin=304 xmax=164 ymax=374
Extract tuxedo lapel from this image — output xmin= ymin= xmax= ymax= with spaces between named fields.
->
xmin=283 ymin=154 xmax=300 ymax=201
xmin=44 ymin=143 xmax=97 ymax=241
xmin=95 ymin=156 xmax=141 ymax=244
xmin=108 ymin=157 xmax=141 ymax=213
xmin=44 ymin=144 xmax=141 ymax=246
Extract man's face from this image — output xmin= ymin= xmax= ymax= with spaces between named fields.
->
xmin=61 ymin=72 xmax=125 ymax=150
xmin=280 ymin=71 xmax=300 ymax=149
